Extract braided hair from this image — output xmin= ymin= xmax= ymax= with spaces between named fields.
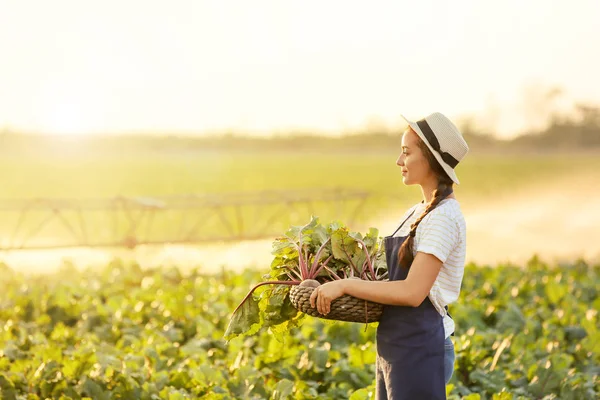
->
xmin=397 ymin=133 xmax=454 ymax=269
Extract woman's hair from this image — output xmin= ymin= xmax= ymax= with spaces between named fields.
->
xmin=397 ymin=130 xmax=454 ymax=269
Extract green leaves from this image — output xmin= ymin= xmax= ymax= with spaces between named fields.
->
xmin=496 ymin=303 xmax=526 ymax=334
xmin=224 ymin=293 xmax=261 ymax=341
xmin=0 ymin=256 xmax=598 ymax=398
xmin=545 ymin=279 xmax=569 ymax=304
xmin=271 ymin=216 xmax=387 ymax=282
xmin=263 ymin=286 xmax=299 ymax=328
xmin=0 ymin=374 xmax=17 ymax=400
xmin=225 ymin=216 xmax=388 ymax=341
xmin=271 ymin=379 xmax=295 ymax=400
xmin=330 ymin=227 xmax=384 ymax=280
xmin=331 ymin=228 xmax=359 ymax=262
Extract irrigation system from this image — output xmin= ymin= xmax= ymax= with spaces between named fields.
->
xmin=0 ymin=188 xmax=371 ymax=251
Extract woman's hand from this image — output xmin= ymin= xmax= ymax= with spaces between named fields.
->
xmin=309 ymin=280 xmax=346 ymax=315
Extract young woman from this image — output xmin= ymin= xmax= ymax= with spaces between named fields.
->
xmin=310 ymin=112 xmax=469 ymax=399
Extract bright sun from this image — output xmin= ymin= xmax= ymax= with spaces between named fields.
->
xmin=42 ymin=101 xmax=94 ymax=136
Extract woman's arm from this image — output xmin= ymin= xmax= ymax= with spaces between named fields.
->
xmin=310 ymin=252 xmax=443 ymax=315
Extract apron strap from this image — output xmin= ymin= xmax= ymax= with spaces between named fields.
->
xmin=391 ymin=190 xmax=454 ymax=237
xmin=390 ymin=207 xmax=418 ymax=237
xmin=445 ymin=305 xmax=455 ymax=336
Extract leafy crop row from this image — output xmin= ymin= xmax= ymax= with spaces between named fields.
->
xmin=0 ymin=257 xmax=598 ymax=399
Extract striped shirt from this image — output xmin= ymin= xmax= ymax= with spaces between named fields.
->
xmin=393 ymin=198 xmax=467 ymax=338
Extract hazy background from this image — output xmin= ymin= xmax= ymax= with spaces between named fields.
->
xmin=1 ymin=0 xmax=599 ymax=273
xmin=2 ymin=0 xmax=600 ymax=137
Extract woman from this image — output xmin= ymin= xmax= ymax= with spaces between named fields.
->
xmin=310 ymin=112 xmax=469 ymax=399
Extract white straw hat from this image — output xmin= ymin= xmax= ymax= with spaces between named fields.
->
xmin=401 ymin=112 xmax=469 ymax=185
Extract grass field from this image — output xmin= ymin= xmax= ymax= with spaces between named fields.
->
xmin=4 ymin=150 xmax=599 ymax=199
xmin=2 ymin=149 xmax=599 ymax=251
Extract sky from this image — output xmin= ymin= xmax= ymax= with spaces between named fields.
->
xmin=1 ymin=0 xmax=599 ymax=138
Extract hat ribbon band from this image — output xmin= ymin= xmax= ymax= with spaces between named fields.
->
xmin=416 ymin=119 xmax=459 ymax=169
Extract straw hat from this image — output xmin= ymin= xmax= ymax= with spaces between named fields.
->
xmin=401 ymin=112 xmax=469 ymax=184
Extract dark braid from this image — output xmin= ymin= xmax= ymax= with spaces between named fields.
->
xmin=397 ymin=135 xmax=454 ymax=269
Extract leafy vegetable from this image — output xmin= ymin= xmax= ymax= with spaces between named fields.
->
xmin=223 ymin=291 xmax=261 ymax=339
xmin=0 ymin=253 xmax=597 ymax=398
xmin=224 ymin=216 xmax=388 ymax=340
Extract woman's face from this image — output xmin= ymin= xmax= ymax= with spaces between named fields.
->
xmin=396 ymin=128 xmax=434 ymax=185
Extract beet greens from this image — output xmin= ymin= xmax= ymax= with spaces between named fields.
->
xmin=224 ymin=216 xmax=388 ymax=340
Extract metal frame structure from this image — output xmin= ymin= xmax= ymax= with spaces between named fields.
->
xmin=0 ymin=188 xmax=370 ymax=250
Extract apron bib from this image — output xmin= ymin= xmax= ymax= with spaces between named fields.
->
xmin=375 ymin=207 xmax=446 ymax=399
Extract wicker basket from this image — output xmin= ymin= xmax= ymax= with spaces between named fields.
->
xmin=288 ymin=285 xmax=384 ymax=323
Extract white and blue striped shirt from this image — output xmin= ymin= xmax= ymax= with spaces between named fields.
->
xmin=393 ymin=198 xmax=467 ymax=339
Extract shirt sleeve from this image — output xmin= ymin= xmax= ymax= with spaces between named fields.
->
xmin=416 ymin=211 xmax=459 ymax=263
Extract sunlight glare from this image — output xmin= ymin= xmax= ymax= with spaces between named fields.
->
xmin=42 ymin=100 xmax=92 ymax=136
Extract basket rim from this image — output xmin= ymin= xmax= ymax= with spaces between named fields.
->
xmin=288 ymin=284 xmax=383 ymax=323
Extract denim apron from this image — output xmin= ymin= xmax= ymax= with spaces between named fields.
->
xmin=375 ymin=208 xmax=446 ymax=399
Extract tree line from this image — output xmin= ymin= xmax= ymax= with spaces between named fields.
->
xmin=2 ymin=103 xmax=599 ymax=154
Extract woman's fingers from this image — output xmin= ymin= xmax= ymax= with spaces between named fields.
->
xmin=319 ymin=292 xmax=329 ymax=315
xmin=309 ymin=289 xmax=317 ymax=308
xmin=317 ymin=293 xmax=323 ymax=314
xmin=309 ymin=287 xmax=331 ymax=315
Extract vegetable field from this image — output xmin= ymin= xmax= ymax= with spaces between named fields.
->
xmin=1 ymin=257 xmax=598 ymax=399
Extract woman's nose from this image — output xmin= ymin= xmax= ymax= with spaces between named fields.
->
xmin=396 ymin=155 xmax=404 ymax=166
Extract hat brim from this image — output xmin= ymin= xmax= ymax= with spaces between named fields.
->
xmin=401 ymin=116 xmax=460 ymax=185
